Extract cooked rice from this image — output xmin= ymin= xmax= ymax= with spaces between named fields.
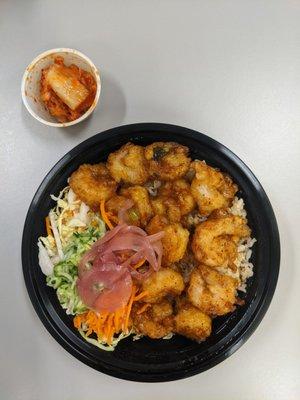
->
xmin=229 ymin=196 xmax=247 ymax=218
xmin=145 ymin=180 xmax=161 ymax=196
xmin=186 ymin=211 xmax=207 ymax=227
xmin=228 ymin=197 xmax=256 ymax=292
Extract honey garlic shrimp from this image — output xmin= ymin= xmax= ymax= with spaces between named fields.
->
xmin=69 ymin=163 xmax=117 ymax=210
xmin=188 ymin=264 xmax=238 ymax=316
xmin=144 ymin=142 xmax=191 ymax=181
xmin=151 ymin=179 xmax=196 ymax=223
xmin=192 ymin=214 xmax=251 ymax=269
xmin=190 ymin=160 xmax=237 ymax=216
xmin=107 ymin=143 xmax=149 ymax=185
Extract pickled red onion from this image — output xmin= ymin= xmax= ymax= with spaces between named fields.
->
xmin=76 ymin=221 xmax=164 ymax=312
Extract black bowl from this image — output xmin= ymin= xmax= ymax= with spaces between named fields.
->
xmin=22 ymin=123 xmax=280 ymax=382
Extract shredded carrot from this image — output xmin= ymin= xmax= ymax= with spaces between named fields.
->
xmin=114 ymin=308 xmax=121 ymax=333
xmin=73 ymin=287 xmax=151 ymax=344
xmin=99 ymin=310 xmax=109 ymax=324
xmin=124 ymin=286 xmax=136 ymax=333
xmin=73 ymin=313 xmax=85 ymax=329
xmin=132 ymin=258 xmax=146 ymax=270
xmin=134 ymin=290 xmax=149 ymax=302
xmin=137 ymin=303 xmax=151 ymax=315
xmin=100 ymin=200 xmax=114 ymax=230
xmin=106 ymin=314 xmax=114 ymax=345
xmin=45 ymin=216 xmax=52 ymax=237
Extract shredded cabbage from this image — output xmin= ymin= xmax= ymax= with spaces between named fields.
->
xmin=46 ymin=227 xmax=106 ymax=315
xmin=78 ymin=329 xmax=132 ymax=351
xmin=39 ymin=186 xmax=136 ymax=350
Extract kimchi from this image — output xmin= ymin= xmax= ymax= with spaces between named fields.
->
xmin=40 ymin=57 xmax=96 ymax=123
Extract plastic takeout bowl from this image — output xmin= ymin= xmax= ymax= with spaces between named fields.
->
xmin=21 ymin=48 xmax=101 ymax=127
xmin=22 ymin=123 xmax=280 ymax=382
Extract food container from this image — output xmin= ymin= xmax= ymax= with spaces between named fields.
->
xmin=21 ymin=48 xmax=101 ymax=127
xmin=22 ymin=123 xmax=280 ymax=382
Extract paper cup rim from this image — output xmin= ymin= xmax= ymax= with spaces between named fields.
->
xmin=21 ymin=48 xmax=101 ymax=127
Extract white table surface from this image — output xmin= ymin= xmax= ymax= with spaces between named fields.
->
xmin=1 ymin=1 xmax=299 ymax=399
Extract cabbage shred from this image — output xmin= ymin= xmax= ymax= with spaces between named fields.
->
xmin=38 ymin=186 xmax=106 ymax=315
xmin=47 ymin=227 xmax=105 ymax=315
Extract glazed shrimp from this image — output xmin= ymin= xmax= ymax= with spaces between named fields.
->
xmin=146 ymin=215 xmax=190 ymax=265
xmin=144 ymin=142 xmax=191 ymax=181
xmin=192 ymin=215 xmax=251 ymax=268
xmin=190 ymin=160 xmax=237 ymax=216
xmin=107 ymin=142 xmax=149 ymax=185
xmin=69 ymin=163 xmax=117 ymax=210
xmin=188 ymin=264 xmax=238 ymax=316
xmin=151 ymin=179 xmax=196 ymax=223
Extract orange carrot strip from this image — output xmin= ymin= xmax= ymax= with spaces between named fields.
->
xmin=137 ymin=303 xmax=151 ymax=315
xmin=132 ymin=258 xmax=146 ymax=270
xmin=106 ymin=314 xmax=114 ymax=345
xmin=124 ymin=286 xmax=136 ymax=333
xmin=114 ymin=309 xmax=121 ymax=333
xmin=73 ymin=314 xmax=83 ymax=329
xmin=117 ymin=307 xmax=126 ymax=332
xmin=45 ymin=216 xmax=52 ymax=236
xmin=108 ymin=325 xmax=115 ymax=345
xmin=99 ymin=311 xmax=109 ymax=324
xmin=100 ymin=200 xmax=114 ymax=230
xmin=134 ymin=290 xmax=149 ymax=302
xmin=96 ymin=319 xmax=103 ymax=338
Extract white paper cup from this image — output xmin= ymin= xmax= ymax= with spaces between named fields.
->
xmin=21 ymin=48 xmax=101 ymax=127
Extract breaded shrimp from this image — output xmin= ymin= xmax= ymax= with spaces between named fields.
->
xmin=175 ymin=301 xmax=212 ymax=341
xmin=161 ymin=179 xmax=196 ymax=216
xmin=190 ymin=160 xmax=237 ymax=215
xmin=144 ymin=142 xmax=191 ymax=181
xmin=69 ymin=163 xmax=117 ymax=210
xmin=147 ymin=216 xmax=190 ymax=264
xmin=192 ymin=214 xmax=251 ymax=268
xmin=142 ymin=268 xmax=185 ymax=303
xmin=107 ymin=143 xmax=149 ymax=185
xmin=120 ymin=186 xmax=154 ymax=227
xmin=105 ymin=195 xmax=140 ymax=226
xmin=132 ymin=300 xmax=174 ymax=339
xmin=151 ymin=179 xmax=196 ymax=223
xmin=188 ymin=265 xmax=238 ymax=316
xmin=151 ymin=197 xmax=181 ymax=223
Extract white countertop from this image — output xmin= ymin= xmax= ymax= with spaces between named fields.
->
xmin=1 ymin=1 xmax=299 ymax=399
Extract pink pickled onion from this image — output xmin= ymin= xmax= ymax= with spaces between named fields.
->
xmin=76 ymin=221 xmax=164 ymax=313
xmin=118 ymin=199 xmax=134 ymax=224
xmin=77 ymin=263 xmax=132 ymax=312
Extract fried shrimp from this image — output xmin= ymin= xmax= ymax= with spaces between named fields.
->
xmin=69 ymin=163 xmax=117 ymax=210
xmin=45 ymin=141 xmax=256 ymax=348
xmin=147 ymin=216 xmax=190 ymax=264
xmin=192 ymin=215 xmax=251 ymax=268
xmin=120 ymin=186 xmax=154 ymax=227
xmin=144 ymin=142 xmax=191 ymax=181
xmin=188 ymin=265 xmax=238 ymax=316
xmin=142 ymin=268 xmax=185 ymax=303
xmin=105 ymin=195 xmax=139 ymax=226
xmin=151 ymin=197 xmax=181 ymax=223
xmin=132 ymin=300 xmax=174 ymax=339
xmin=107 ymin=142 xmax=149 ymax=185
xmin=190 ymin=160 xmax=237 ymax=215
xmin=175 ymin=300 xmax=212 ymax=341
xmin=151 ymin=179 xmax=196 ymax=223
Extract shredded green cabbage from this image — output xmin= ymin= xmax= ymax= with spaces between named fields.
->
xmin=78 ymin=329 xmax=132 ymax=351
xmin=46 ymin=225 xmax=105 ymax=315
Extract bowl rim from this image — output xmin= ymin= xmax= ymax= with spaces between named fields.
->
xmin=21 ymin=123 xmax=280 ymax=381
xmin=21 ymin=48 xmax=101 ymax=128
